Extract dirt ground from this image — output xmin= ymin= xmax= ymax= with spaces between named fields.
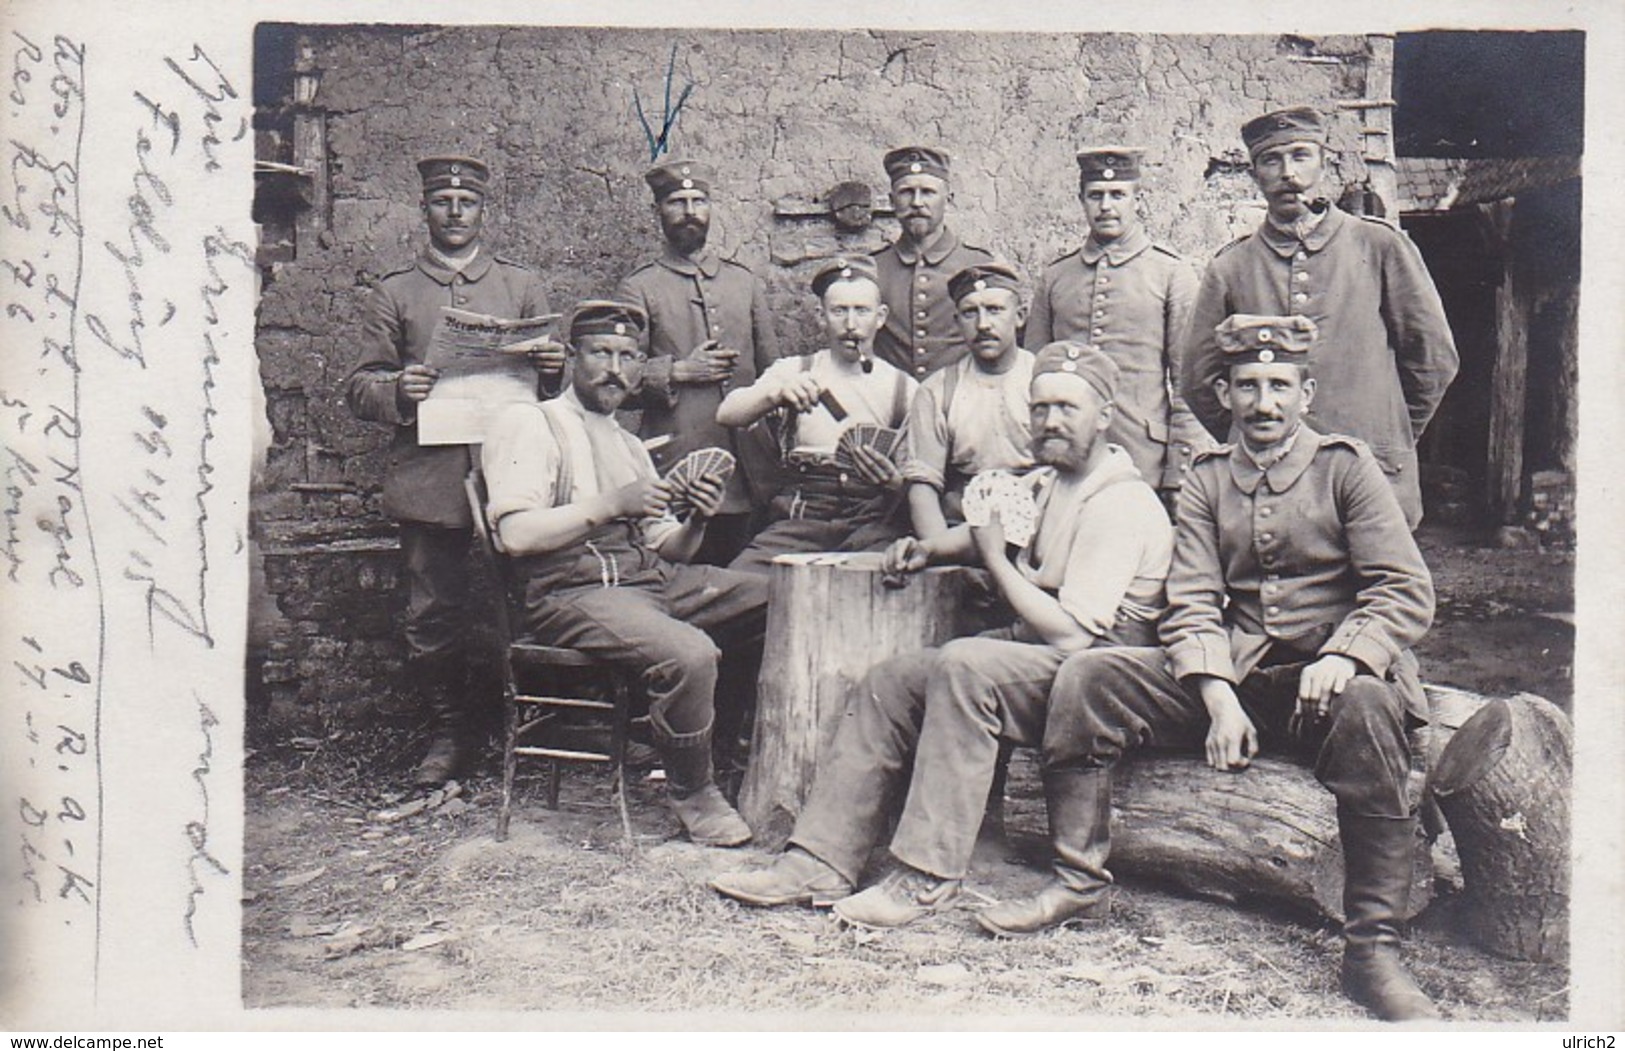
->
xmin=242 ymin=524 xmax=1575 ymax=1022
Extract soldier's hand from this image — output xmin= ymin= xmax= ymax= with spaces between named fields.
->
xmin=1296 ymin=654 xmax=1358 ymax=717
xmin=850 ymin=444 xmax=903 ymax=489
xmin=1203 ymin=694 xmax=1259 ymax=772
xmin=399 ymin=364 xmax=440 ymax=402
xmin=881 ymin=536 xmax=930 ymax=581
xmin=679 ymin=471 xmax=727 ymax=520
xmin=511 ymin=336 xmax=567 ymax=377
xmin=612 ymin=478 xmax=674 ymax=519
xmin=776 ymin=372 xmax=824 ymax=413
xmin=673 ymin=340 xmax=740 ymax=384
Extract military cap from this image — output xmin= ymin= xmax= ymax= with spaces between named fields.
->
xmin=1241 ymin=106 xmax=1328 ymax=157
xmin=1214 ymin=313 xmax=1318 ymax=366
xmin=810 ymin=255 xmax=881 ymax=298
xmin=947 ymin=261 xmax=1023 ymax=305
xmin=644 ymin=159 xmax=714 ymax=202
xmin=1032 ymin=340 xmax=1120 ymax=403
xmin=883 ymin=145 xmax=951 ymax=184
xmin=569 ymin=300 xmax=648 ymax=341
xmin=418 ymin=155 xmax=490 ymax=194
xmin=1076 ymin=146 xmax=1143 ymax=184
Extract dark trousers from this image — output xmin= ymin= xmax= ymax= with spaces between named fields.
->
xmin=399 ymin=521 xmax=474 ymax=660
xmin=523 ymin=563 xmax=768 ymax=746
xmin=790 ymin=620 xmax=1159 ymax=884
xmin=1045 ymin=646 xmax=1415 ymax=819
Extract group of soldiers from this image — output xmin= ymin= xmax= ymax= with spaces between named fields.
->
xmin=345 ymin=105 xmax=1460 ymax=1020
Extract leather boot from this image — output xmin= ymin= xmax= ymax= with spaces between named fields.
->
xmin=411 ymin=654 xmax=465 ymax=787
xmin=662 ymin=733 xmax=752 ymax=848
xmin=1338 ymin=811 xmax=1441 ymax=1021
xmin=976 ymin=765 xmax=1114 ymax=937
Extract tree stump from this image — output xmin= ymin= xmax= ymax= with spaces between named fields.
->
xmin=738 ymin=552 xmax=979 ymax=848
xmin=1431 ymin=693 xmax=1571 ymax=963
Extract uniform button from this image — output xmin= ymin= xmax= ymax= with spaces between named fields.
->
xmin=917 ymin=275 xmax=929 ymax=284
xmin=915 ymin=330 xmax=926 ymax=338
xmin=1294 ymin=272 xmax=1308 ymax=283
xmin=1293 ymin=292 xmax=1308 ymax=304
xmin=915 ymin=365 xmax=927 ymax=375
xmin=1260 ymin=532 xmax=1273 ymax=542
xmin=455 ymin=296 xmax=468 ymax=305
xmin=1260 ymin=506 xmax=1272 ymax=517
xmin=1267 ymin=605 xmax=1281 ymax=616
xmin=1294 ymin=251 xmax=1307 ymax=261
xmin=1092 ymin=327 xmax=1104 ymax=337
xmin=917 ymin=292 xmax=928 ymax=301
xmin=1094 ymin=310 xmax=1105 ymax=319
xmin=916 ymin=311 xmax=927 ymax=319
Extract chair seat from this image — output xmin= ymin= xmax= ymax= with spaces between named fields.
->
xmin=510 ymin=641 xmax=600 ymax=667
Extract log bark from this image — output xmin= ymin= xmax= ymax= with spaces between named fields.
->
xmin=998 ymin=684 xmax=1496 ymax=921
xmin=738 ymin=553 xmax=980 ymax=848
xmin=1432 ymin=693 xmax=1571 ymax=963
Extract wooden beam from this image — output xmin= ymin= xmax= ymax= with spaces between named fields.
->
xmin=1482 ymin=200 xmax=1528 ymax=522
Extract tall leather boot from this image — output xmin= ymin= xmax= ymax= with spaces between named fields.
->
xmin=1338 ymin=811 xmax=1441 ymax=1020
xmin=411 ymin=653 xmax=465 ymax=787
xmin=661 ymin=730 xmax=752 ymax=848
xmin=976 ymin=765 xmax=1114 ymax=937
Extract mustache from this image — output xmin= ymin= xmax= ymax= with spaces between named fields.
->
xmin=597 ymin=376 xmax=629 ymax=390
xmin=1245 ymin=412 xmax=1284 ymax=424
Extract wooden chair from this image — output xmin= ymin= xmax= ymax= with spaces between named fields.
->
xmin=464 ymin=470 xmax=638 ymax=843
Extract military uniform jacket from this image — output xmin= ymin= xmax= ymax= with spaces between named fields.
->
xmin=1160 ymin=426 xmax=1435 ymax=719
xmin=1027 ymin=229 xmax=1208 ymax=491
xmin=872 ymin=227 xmax=995 ymax=379
xmin=1180 ymin=205 xmax=1459 ymax=527
xmin=614 ymin=247 xmax=782 ymax=515
xmin=345 ymin=249 xmax=552 ymax=529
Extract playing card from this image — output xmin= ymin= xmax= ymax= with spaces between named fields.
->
xmin=961 ymin=469 xmax=1041 ymax=547
xmin=663 ymin=447 xmax=737 ymax=520
xmin=834 ymin=423 xmax=903 ymax=472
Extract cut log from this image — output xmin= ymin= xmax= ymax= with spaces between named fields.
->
xmin=997 ymin=683 xmax=1495 ymax=922
xmin=1004 ymin=752 xmax=1433 ymax=923
xmin=1432 ymin=693 xmax=1571 ymax=963
xmin=738 ymin=552 xmax=981 ymax=848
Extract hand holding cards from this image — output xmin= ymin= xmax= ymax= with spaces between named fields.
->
xmin=961 ymin=469 xmax=1042 ymax=548
xmin=663 ymin=446 xmax=738 ymax=520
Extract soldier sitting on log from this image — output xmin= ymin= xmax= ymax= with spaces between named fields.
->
xmin=1018 ymin=314 xmax=1440 ymax=1020
xmin=710 ymin=341 xmax=1173 ymax=929
xmin=718 ymin=256 xmax=918 ymax=574
xmin=899 ymin=262 xmax=1036 ymax=542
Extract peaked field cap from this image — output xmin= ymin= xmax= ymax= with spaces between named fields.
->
xmin=811 ymin=255 xmax=881 ymax=298
xmin=1032 ymin=340 xmax=1120 ymax=402
xmin=1241 ymin=106 xmax=1329 ymax=157
xmin=947 ymin=262 xmax=1023 ymax=304
xmin=644 ymin=158 xmax=714 ymax=201
xmin=418 ymin=155 xmax=490 ymax=194
xmin=883 ymin=145 xmax=951 ymax=183
xmin=569 ymin=300 xmax=648 ymax=341
xmin=1076 ymin=146 xmax=1144 ymax=183
xmin=1214 ymin=313 xmax=1318 ymax=366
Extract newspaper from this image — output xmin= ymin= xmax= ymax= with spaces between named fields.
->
xmin=418 ymin=307 xmax=562 ymax=444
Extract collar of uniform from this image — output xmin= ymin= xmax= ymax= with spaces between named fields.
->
xmin=1228 ymin=423 xmax=1322 ymax=494
xmin=892 ymin=225 xmax=961 ymax=266
xmin=416 ymin=246 xmax=493 ymax=285
xmin=657 ymin=245 xmax=721 ymax=278
xmin=1079 ymin=226 xmax=1151 ymax=266
xmin=1258 ymin=203 xmax=1348 ymax=258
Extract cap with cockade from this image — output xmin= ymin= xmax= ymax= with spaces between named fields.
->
xmin=883 ymin=145 xmax=951 ymax=184
xmin=1032 ymin=340 xmax=1120 ymax=403
xmin=810 ymin=255 xmax=881 ymax=298
xmin=1076 ymin=146 xmax=1143 ymax=185
xmin=644 ymin=159 xmax=714 ymax=202
xmin=1240 ymin=107 xmax=1328 ymax=158
xmin=569 ymin=300 xmax=648 ymax=341
xmin=1214 ymin=314 xmax=1318 ymax=366
xmin=418 ymin=155 xmax=490 ymax=194
xmin=947 ymin=262 xmax=1023 ymax=305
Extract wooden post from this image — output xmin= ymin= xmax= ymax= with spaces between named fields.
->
xmin=738 ymin=552 xmax=979 ymax=848
xmin=1432 ymin=694 xmax=1571 ymax=963
xmin=1482 ymin=200 xmax=1529 ymax=523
